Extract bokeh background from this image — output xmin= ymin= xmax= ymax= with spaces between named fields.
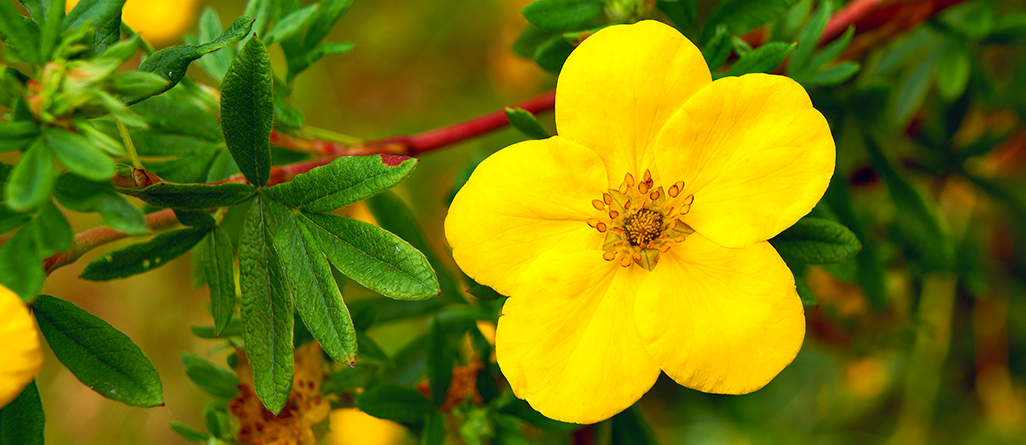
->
xmin=25 ymin=0 xmax=1026 ymax=444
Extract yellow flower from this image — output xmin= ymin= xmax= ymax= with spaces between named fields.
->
xmin=325 ymin=408 xmax=404 ymax=445
xmin=445 ymin=21 xmax=834 ymax=423
xmin=0 ymin=284 xmax=44 ymax=408
xmin=66 ymin=0 xmax=199 ymax=45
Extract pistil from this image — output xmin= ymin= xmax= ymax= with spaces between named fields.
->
xmin=586 ymin=169 xmax=695 ymax=271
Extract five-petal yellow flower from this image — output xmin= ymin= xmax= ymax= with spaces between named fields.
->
xmin=0 ymin=284 xmax=44 ymax=408
xmin=445 ymin=21 xmax=835 ymax=423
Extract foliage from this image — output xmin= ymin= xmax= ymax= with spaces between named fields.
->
xmin=0 ymin=0 xmax=1025 ymax=443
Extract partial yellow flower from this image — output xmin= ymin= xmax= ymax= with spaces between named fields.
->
xmin=229 ymin=343 xmax=331 ymax=445
xmin=66 ymin=0 xmax=200 ymax=45
xmin=325 ymin=408 xmax=404 ymax=445
xmin=0 ymin=284 xmax=44 ymax=408
xmin=445 ymin=21 xmax=834 ymax=423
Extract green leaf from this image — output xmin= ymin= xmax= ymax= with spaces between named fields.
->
xmin=63 ymin=0 xmax=124 ymax=32
xmin=203 ymin=400 xmax=230 ymax=440
xmin=513 ymin=25 xmax=554 ymax=58
xmin=940 ymin=1 xmax=995 ymax=40
xmin=504 ymin=107 xmax=551 ymax=140
xmin=221 ymin=36 xmax=274 ymax=187
xmin=239 ymin=195 xmax=294 ymax=414
xmin=611 ymin=405 xmax=657 ymax=445
xmin=191 ymin=320 xmax=244 ymax=339
xmin=5 ymin=139 xmax=56 ymax=211
xmin=133 ymin=16 xmax=254 ymax=102
xmin=787 ymin=1 xmax=831 ymax=77
xmin=263 ymin=3 xmax=318 ymax=45
xmin=823 ymin=175 xmax=886 ymax=309
xmin=267 ymin=200 xmax=358 ymax=365
xmin=80 ymin=227 xmax=209 ymax=281
xmin=426 ymin=316 xmax=453 ymax=407
xmin=796 ymin=276 xmax=816 ymax=306
xmin=808 ymin=61 xmax=860 ymax=86
xmin=865 ymin=134 xmax=954 ymax=270
xmin=657 ymin=0 xmax=698 ymax=37
xmin=701 ymin=0 xmax=800 ymax=45
xmin=33 ymin=295 xmax=164 ymax=407
xmin=364 ymin=191 xmax=464 ymax=305
xmin=54 ymin=174 xmax=148 ymax=234
xmin=467 ymin=279 xmax=504 ymax=301
xmin=303 ymin=0 xmax=354 ymax=52
xmin=0 ymin=206 xmax=31 ymax=235
xmin=266 ymin=155 xmax=418 ymax=212
xmin=0 ymin=381 xmax=44 ymax=445
xmin=130 ymin=93 xmax=222 ymax=142
xmin=807 ymin=25 xmax=854 ymax=74
xmin=203 ymin=227 xmax=237 ymax=336
xmin=169 ymin=422 xmax=210 ymax=444
xmin=702 ymin=25 xmax=732 ymax=71
xmin=521 ymin=0 xmax=603 ymax=32
xmin=45 ymin=128 xmax=115 ymax=182
xmin=299 ymin=212 xmax=440 ymax=301
xmin=119 ymin=182 xmax=256 ymax=210
xmin=724 ymin=41 xmax=795 ymax=77
xmin=0 ymin=0 xmax=41 ymax=63
xmin=108 ymin=71 xmax=168 ymax=97
xmin=93 ymin=12 xmax=121 ymax=55
xmin=173 ymin=209 xmax=216 ymax=228
xmin=770 ymin=217 xmax=861 ymax=264
xmin=357 ymin=385 xmax=435 ymax=422
xmin=0 ymin=225 xmax=43 ymax=299
xmin=935 ymin=43 xmax=970 ymax=101
xmin=196 ymin=7 xmax=234 ymax=81
xmin=182 ymin=353 xmax=240 ymax=399
xmin=422 ymin=412 xmax=445 ymax=445
xmin=730 ymin=35 xmax=753 ymax=57
xmin=0 ymin=121 xmax=39 ymax=152
xmin=533 ymin=33 xmax=575 ymax=72
xmin=888 ymin=48 xmax=938 ymax=130
xmin=321 ymin=364 xmax=376 ymax=394
xmin=33 ymin=200 xmax=72 ymax=257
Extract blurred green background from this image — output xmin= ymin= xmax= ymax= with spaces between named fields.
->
xmin=27 ymin=0 xmax=1026 ymax=444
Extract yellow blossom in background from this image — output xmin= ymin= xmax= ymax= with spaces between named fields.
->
xmin=66 ymin=0 xmax=200 ymax=45
xmin=445 ymin=20 xmax=835 ymax=423
xmin=229 ymin=343 xmax=331 ymax=445
xmin=0 ymin=284 xmax=44 ymax=408
xmin=325 ymin=408 xmax=404 ymax=445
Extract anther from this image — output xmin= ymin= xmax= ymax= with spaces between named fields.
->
xmin=632 ymin=252 xmax=642 ymax=262
xmin=586 ymin=218 xmax=601 ymax=228
xmin=674 ymin=236 xmax=686 ymax=243
xmin=674 ymin=180 xmax=685 ymax=191
xmin=649 ymin=190 xmax=661 ymax=201
xmin=608 ymin=210 xmax=619 ymax=219
xmin=680 ymin=194 xmax=694 ymax=215
xmin=643 ymin=169 xmax=652 ymax=184
xmin=603 ymin=193 xmax=613 ymax=205
xmin=592 ymin=199 xmax=605 ymax=210
xmin=668 ymin=184 xmax=679 ymax=198
xmin=660 ymin=244 xmax=672 ymax=253
xmin=638 ymin=182 xmax=651 ymax=195
xmin=624 ymin=199 xmax=631 ymax=210
xmin=596 ymin=222 xmax=607 ymax=232
xmin=620 ymin=256 xmax=633 ymax=267
xmin=618 ymin=181 xmax=630 ymax=195
xmin=625 ymin=173 xmax=635 ymax=187
xmin=666 ymin=219 xmax=678 ymax=230
xmin=603 ymin=251 xmax=617 ymax=261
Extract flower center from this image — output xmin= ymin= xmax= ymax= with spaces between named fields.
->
xmin=623 ymin=208 xmax=663 ymax=246
xmin=586 ymin=169 xmax=695 ymax=271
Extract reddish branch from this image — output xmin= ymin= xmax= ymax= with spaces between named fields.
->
xmin=42 ymin=1 xmax=966 ymax=275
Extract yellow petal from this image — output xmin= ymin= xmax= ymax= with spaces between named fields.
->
xmin=653 ymin=73 xmax=835 ymax=248
xmin=446 ymin=137 xmax=607 ymax=296
xmin=496 ymin=250 xmax=659 ymax=424
xmin=0 ymin=285 xmax=43 ymax=408
xmin=634 ymin=236 xmax=804 ymax=394
xmin=555 ymin=20 xmax=711 ymax=184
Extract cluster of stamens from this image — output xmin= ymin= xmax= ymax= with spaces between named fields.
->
xmin=587 ymin=169 xmax=695 ymax=270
